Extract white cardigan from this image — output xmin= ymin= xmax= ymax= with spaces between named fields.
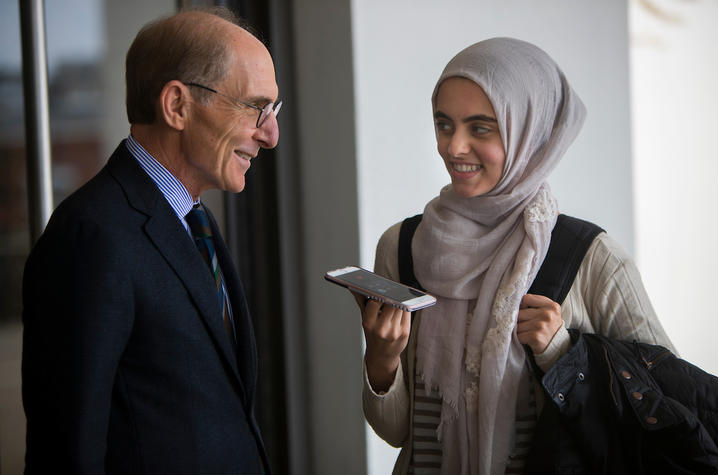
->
xmin=362 ymin=222 xmax=676 ymax=474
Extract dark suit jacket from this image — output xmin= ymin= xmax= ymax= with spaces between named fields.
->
xmin=22 ymin=141 xmax=269 ymax=474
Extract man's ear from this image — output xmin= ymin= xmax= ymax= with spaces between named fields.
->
xmin=158 ymin=80 xmax=191 ymax=131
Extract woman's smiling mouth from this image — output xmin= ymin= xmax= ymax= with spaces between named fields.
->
xmin=452 ymin=162 xmax=481 ymax=173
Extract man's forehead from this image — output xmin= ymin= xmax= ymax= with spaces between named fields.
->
xmin=225 ymin=43 xmax=278 ymax=101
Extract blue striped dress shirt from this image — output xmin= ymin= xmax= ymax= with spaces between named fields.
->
xmin=125 ymin=135 xmax=196 ymax=234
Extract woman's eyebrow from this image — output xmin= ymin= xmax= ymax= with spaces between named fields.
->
xmin=433 ymin=111 xmax=497 ymax=123
xmin=463 ymin=114 xmax=497 ymax=123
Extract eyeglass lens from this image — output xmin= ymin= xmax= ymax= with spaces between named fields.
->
xmin=258 ymin=101 xmax=282 ymax=128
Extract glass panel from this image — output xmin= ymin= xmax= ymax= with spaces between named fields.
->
xmin=0 ymin=2 xmax=27 ymax=326
xmin=0 ymin=2 xmax=28 ymax=473
xmin=0 ymin=1 xmax=170 ymax=472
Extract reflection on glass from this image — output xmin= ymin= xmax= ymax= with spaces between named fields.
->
xmin=0 ymin=0 xmax=106 ymax=324
xmin=1 ymin=2 xmax=109 ymax=473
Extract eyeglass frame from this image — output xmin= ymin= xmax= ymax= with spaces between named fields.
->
xmin=185 ymin=82 xmax=282 ymax=128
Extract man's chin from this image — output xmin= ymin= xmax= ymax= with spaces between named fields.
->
xmin=225 ymin=179 xmax=246 ymax=194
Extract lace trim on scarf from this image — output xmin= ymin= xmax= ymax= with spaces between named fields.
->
xmin=463 ymin=188 xmax=556 ymax=411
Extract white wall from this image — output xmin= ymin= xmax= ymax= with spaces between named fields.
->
xmin=351 ymin=1 xmax=634 ymax=473
xmin=631 ymin=0 xmax=718 ymax=374
xmin=352 ymin=0 xmax=635 ymax=271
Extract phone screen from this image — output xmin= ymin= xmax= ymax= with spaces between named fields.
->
xmin=338 ymin=268 xmax=425 ymax=303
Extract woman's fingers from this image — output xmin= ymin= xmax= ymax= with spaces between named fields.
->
xmin=520 ymin=293 xmax=553 ymax=309
xmin=364 ymin=298 xmax=383 ymax=318
xmin=349 ymin=292 xmax=384 ymax=323
xmin=364 ymin=302 xmax=404 ymax=333
xmin=349 ymin=288 xmax=410 ymax=345
xmin=517 ymin=293 xmax=562 ymax=354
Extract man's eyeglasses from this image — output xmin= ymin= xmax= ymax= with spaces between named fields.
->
xmin=186 ymin=82 xmax=282 ymax=128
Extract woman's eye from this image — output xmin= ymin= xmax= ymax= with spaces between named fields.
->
xmin=435 ymin=121 xmax=452 ymax=132
xmin=471 ymin=124 xmax=490 ymax=134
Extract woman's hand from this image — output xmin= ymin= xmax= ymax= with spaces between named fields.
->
xmin=352 ymin=291 xmax=411 ymax=393
xmin=517 ymin=293 xmax=563 ymax=355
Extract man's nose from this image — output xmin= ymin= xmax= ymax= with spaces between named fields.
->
xmin=254 ymin=113 xmax=279 ymax=149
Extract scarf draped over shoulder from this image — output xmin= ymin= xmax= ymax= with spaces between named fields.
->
xmin=412 ymin=37 xmax=586 ymax=475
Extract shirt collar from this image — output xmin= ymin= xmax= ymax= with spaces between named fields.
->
xmin=125 ymin=134 xmax=198 ymax=220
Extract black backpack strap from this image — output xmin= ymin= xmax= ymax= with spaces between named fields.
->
xmin=398 ymin=214 xmax=424 ymax=290
xmin=397 ymin=213 xmax=604 ymax=304
xmin=527 ymin=214 xmax=605 ymax=304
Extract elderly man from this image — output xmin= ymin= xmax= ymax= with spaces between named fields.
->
xmin=22 ymin=8 xmax=280 ymax=474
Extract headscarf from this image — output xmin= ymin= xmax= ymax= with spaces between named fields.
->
xmin=412 ymin=37 xmax=586 ymax=475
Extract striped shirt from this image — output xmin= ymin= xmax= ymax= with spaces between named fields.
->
xmin=125 ymin=135 xmax=196 ymax=234
xmin=410 ymin=382 xmax=443 ymax=474
xmin=506 ymin=366 xmax=538 ymax=473
xmin=409 ymin=360 xmax=537 ymax=473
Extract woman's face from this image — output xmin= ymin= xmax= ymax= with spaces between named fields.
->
xmin=434 ymin=77 xmax=506 ymax=198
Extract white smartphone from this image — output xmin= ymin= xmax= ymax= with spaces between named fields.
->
xmin=325 ymin=266 xmax=437 ymax=312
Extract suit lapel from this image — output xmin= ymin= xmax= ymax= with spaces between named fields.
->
xmin=106 ymin=142 xmax=246 ymax=397
xmin=206 ymin=208 xmax=257 ymax=406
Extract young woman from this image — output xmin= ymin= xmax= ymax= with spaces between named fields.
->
xmin=356 ymin=38 xmax=675 ymax=475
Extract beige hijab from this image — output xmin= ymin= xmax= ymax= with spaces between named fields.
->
xmin=412 ymin=38 xmax=586 ymax=475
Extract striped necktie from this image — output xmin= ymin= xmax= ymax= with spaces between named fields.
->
xmin=185 ymin=205 xmax=236 ymax=347
xmin=186 ymin=206 xmax=265 ymax=473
